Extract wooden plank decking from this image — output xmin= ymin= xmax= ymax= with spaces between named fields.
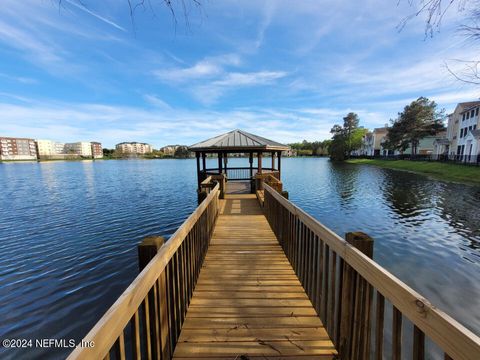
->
xmin=173 ymin=194 xmax=337 ymax=359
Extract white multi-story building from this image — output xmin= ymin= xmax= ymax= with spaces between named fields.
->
xmin=64 ymin=142 xmax=93 ymax=157
xmin=438 ymin=101 xmax=480 ymax=162
xmin=359 ymin=127 xmax=390 ymax=156
xmin=116 ymin=142 xmax=153 ymax=154
xmin=36 ymin=140 xmax=66 ymax=157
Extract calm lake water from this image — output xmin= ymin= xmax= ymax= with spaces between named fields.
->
xmin=0 ymin=158 xmax=479 ymax=359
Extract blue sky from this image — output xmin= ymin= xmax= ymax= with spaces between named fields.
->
xmin=0 ymin=0 xmax=479 ymax=148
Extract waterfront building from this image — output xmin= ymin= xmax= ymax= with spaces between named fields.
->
xmin=36 ymin=139 xmax=66 ymax=157
xmin=91 ymin=142 xmax=103 ymax=159
xmin=441 ymin=101 xmax=480 ymax=160
xmin=371 ymin=127 xmax=389 ymax=156
xmin=64 ymin=142 xmax=93 ymax=157
xmin=160 ymin=145 xmax=179 ymax=156
xmin=0 ymin=137 xmax=38 ymax=160
xmin=360 ymin=132 xmax=374 ymax=155
xmin=116 ymin=142 xmax=153 ymax=154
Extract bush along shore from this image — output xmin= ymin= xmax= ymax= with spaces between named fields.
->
xmin=346 ymin=159 xmax=480 ymax=185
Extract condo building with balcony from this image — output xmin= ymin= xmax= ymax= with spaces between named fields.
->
xmin=0 ymin=137 xmax=38 ymax=160
xmin=434 ymin=101 xmax=480 ymax=161
xmin=116 ymin=142 xmax=152 ymax=154
xmin=91 ymin=142 xmax=103 ymax=159
xmin=36 ymin=139 xmax=66 ymax=157
xmin=64 ymin=142 xmax=93 ymax=157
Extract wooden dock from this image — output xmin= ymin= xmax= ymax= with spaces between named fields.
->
xmin=173 ymin=194 xmax=336 ymax=358
xmin=68 ymin=180 xmax=480 ymax=360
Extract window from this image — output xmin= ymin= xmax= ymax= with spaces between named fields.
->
xmin=471 ymin=110 xmax=475 ymax=118
xmin=476 ymin=108 xmax=479 ymax=116
xmin=463 ymin=114 xmax=466 ymax=121
xmin=467 ymin=112 xmax=470 ymax=120
xmin=460 ymin=128 xmax=463 ymax=138
xmin=474 ymin=125 xmax=477 ymax=130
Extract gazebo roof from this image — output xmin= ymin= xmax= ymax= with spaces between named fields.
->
xmin=188 ymin=129 xmax=290 ymax=152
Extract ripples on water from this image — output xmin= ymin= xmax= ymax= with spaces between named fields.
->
xmin=0 ymin=158 xmax=479 ymax=359
xmin=282 ymin=158 xmax=480 ymax=336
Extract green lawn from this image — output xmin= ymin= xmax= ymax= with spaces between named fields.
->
xmin=346 ymin=159 xmax=480 ymax=185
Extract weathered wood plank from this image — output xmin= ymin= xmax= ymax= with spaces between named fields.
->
xmin=173 ymin=194 xmax=335 ymax=359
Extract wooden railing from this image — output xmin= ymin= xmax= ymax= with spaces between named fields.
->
xmin=263 ymin=183 xmax=480 ymax=360
xmin=68 ymin=183 xmax=220 ymax=360
xmin=203 ymin=167 xmax=277 ymax=181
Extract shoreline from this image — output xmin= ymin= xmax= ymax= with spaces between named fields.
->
xmin=346 ymin=158 xmax=480 ymax=185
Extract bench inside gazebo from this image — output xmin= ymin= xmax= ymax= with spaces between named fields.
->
xmin=188 ymin=129 xmax=290 ymax=198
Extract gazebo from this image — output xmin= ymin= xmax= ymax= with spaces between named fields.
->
xmin=188 ymin=129 xmax=290 ymax=195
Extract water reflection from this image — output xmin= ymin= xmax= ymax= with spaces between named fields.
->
xmin=0 ymin=158 xmax=479 ymax=360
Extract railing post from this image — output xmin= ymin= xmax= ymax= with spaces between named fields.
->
xmin=339 ymin=231 xmax=374 ymax=360
xmin=197 ymin=190 xmax=207 ymax=205
xmin=138 ymin=236 xmax=171 ymax=360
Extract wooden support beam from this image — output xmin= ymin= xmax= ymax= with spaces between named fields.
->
xmin=195 ymin=152 xmax=201 ymax=191
xmin=258 ymin=152 xmax=263 ymax=174
xmin=218 ymin=152 xmax=223 ymax=174
xmin=277 ymin=151 xmax=282 ymax=179
xmin=271 ymin=151 xmax=275 ymax=170
xmin=202 ymin=152 xmax=206 ymax=172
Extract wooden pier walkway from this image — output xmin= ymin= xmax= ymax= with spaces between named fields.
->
xmin=173 ymin=194 xmax=336 ymax=358
xmin=68 ymin=180 xmax=480 ymax=360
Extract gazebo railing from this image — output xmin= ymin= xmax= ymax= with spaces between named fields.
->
xmin=203 ymin=167 xmax=277 ymax=181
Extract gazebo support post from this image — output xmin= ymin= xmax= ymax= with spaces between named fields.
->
xmin=271 ymin=152 xmax=275 ymax=171
xmin=249 ymin=152 xmax=253 ymax=178
xmin=277 ymin=151 xmax=282 ymax=180
xmin=218 ymin=152 xmax=223 ymax=174
xmin=258 ymin=152 xmax=263 ymax=174
xmin=202 ymin=152 xmax=206 ymax=175
xmin=224 ymin=153 xmax=228 ymax=179
xmin=249 ymin=152 xmax=254 ymax=194
xmin=195 ymin=152 xmax=201 ymax=191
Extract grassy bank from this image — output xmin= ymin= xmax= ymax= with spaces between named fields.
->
xmin=346 ymin=159 xmax=480 ymax=185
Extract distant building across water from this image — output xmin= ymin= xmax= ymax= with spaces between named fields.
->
xmin=116 ymin=142 xmax=153 ymax=154
xmin=0 ymin=137 xmax=103 ymax=160
xmin=0 ymin=137 xmax=37 ymax=161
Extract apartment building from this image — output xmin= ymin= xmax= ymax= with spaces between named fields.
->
xmin=36 ymin=139 xmax=66 ymax=157
xmin=91 ymin=142 xmax=103 ymax=159
xmin=64 ymin=142 xmax=93 ymax=157
xmin=0 ymin=137 xmax=38 ymax=160
xmin=160 ymin=145 xmax=177 ymax=156
xmin=457 ymin=103 xmax=480 ymax=159
xmin=359 ymin=127 xmax=389 ymax=156
xmin=116 ymin=142 xmax=153 ymax=154
xmin=436 ymin=101 xmax=480 ymax=161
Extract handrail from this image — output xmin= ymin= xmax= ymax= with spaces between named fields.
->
xmin=68 ymin=183 xmax=220 ymax=360
xmin=263 ymin=183 xmax=480 ymax=360
xmin=200 ymin=175 xmax=212 ymax=186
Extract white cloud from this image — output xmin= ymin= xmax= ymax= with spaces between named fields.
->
xmin=214 ymin=71 xmax=286 ymax=87
xmin=153 ymin=54 xmax=241 ymax=82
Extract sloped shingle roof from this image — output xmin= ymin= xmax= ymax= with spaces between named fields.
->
xmin=189 ymin=129 xmax=290 ymax=152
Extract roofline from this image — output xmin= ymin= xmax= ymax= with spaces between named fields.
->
xmin=188 ymin=145 xmax=290 ymax=152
